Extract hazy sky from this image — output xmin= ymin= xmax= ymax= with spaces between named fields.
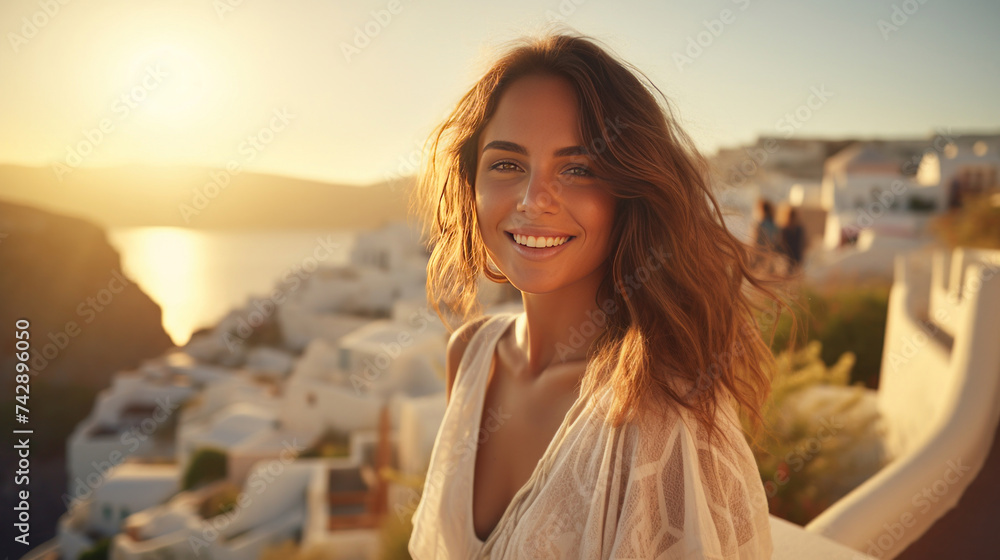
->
xmin=1 ymin=0 xmax=997 ymax=186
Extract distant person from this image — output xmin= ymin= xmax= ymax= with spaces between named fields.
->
xmin=752 ymin=198 xmax=781 ymax=273
xmin=779 ymin=206 xmax=806 ymax=273
xmin=753 ymin=199 xmax=779 ymax=250
xmin=408 ymin=32 xmax=789 ymax=559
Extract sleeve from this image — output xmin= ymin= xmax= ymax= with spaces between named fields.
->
xmin=606 ymin=408 xmax=773 ymax=560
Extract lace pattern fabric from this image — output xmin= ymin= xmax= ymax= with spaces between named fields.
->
xmin=409 ymin=313 xmax=773 ymax=559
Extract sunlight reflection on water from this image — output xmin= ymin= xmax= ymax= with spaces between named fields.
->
xmin=107 ymin=227 xmax=352 ymax=346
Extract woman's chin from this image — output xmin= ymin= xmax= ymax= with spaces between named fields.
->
xmin=503 ymin=274 xmax=556 ymax=295
xmin=503 ymin=275 xmax=572 ymax=296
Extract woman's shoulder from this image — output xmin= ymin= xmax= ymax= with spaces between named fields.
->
xmin=620 ymin=392 xmax=753 ymax=469
xmin=603 ymin=396 xmax=771 ymax=557
xmin=444 ymin=313 xmax=516 ymax=401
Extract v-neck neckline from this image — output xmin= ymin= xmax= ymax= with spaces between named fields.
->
xmin=467 ymin=312 xmax=591 ymax=549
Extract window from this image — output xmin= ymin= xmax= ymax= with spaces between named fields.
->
xmin=958 ymin=165 xmax=1000 ymax=191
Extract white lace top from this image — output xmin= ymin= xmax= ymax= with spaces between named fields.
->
xmin=408 ymin=312 xmax=773 ymax=559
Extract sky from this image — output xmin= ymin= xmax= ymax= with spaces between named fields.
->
xmin=0 ymin=0 xmax=997 ymax=187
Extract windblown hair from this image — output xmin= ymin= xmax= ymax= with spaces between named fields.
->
xmin=412 ymin=31 xmax=799 ymax=446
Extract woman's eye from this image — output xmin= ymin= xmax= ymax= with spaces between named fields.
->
xmin=490 ymin=160 xmax=521 ymax=172
xmin=563 ymin=165 xmax=592 ymax=177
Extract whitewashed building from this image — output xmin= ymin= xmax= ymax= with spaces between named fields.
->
xmin=66 ymin=366 xmax=194 ymax=498
xmin=57 ymin=463 xmax=179 ymax=560
xmin=111 ymin=461 xmax=313 ymax=560
xmin=820 ymin=140 xmax=942 ymax=250
xmin=915 ymin=133 xmax=1000 ymax=209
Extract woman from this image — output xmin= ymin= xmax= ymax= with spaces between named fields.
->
xmin=408 ymin=32 xmax=796 ymax=559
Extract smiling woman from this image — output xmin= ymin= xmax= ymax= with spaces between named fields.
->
xmin=409 ymin=30 xmax=797 ymax=559
xmin=475 ymin=74 xmax=616 ymax=298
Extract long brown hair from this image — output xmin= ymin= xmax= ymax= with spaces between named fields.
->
xmin=412 ymin=31 xmax=799 ymax=447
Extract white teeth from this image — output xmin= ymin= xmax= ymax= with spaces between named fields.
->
xmin=512 ymin=234 xmax=569 ymax=248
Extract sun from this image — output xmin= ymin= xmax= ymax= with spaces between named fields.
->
xmin=102 ymin=39 xmax=237 ymax=165
xmin=123 ymin=43 xmax=214 ymax=129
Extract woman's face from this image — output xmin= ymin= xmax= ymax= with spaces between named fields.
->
xmin=474 ymin=73 xmax=616 ymax=295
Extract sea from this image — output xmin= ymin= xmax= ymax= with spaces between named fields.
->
xmin=107 ymin=227 xmax=353 ymax=346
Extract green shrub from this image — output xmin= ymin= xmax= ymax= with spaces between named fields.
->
xmin=931 ymin=191 xmax=1000 ymax=249
xmin=767 ymin=283 xmax=889 ymax=388
xmin=199 ymin=482 xmax=241 ymax=518
xmin=907 ymin=195 xmax=937 ymax=212
xmin=379 ymin=509 xmax=414 ymax=560
xmin=748 ymin=340 xmax=886 ymax=525
xmin=300 ymin=427 xmax=351 ymax=458
xmin=79 ymin=537 xmax=111 ymax=560
xmin=183 ymin=447 xmax=228 ymax=490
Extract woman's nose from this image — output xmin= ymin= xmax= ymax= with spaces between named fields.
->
xmin=516 ymin=173 xmax=560 ymax=218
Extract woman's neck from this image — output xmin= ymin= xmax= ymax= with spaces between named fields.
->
xmin=510 ymin=267 xmax=609 ymax=380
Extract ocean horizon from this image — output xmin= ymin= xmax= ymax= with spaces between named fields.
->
xmin=107 ymin=227 xmax=354 ymax=346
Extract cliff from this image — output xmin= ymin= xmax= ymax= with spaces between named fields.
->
xmin=0 ymin=200 xmax=175 ymax=388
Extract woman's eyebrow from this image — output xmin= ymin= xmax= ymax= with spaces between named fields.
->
xmin=482 ymin=140 xmax=589 ymax=157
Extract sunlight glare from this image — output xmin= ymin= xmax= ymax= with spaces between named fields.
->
xmin=109 ymin=227 xmax=205 ymax=346
xmin=125 ymin=43 xmax=211 ymax=127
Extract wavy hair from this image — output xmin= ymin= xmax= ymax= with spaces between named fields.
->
xmin=412 ymin=31 xmax=800 ymax=447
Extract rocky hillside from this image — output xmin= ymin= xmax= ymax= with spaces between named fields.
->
xmin=0 ymin=200 xmax=175 ymax=388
